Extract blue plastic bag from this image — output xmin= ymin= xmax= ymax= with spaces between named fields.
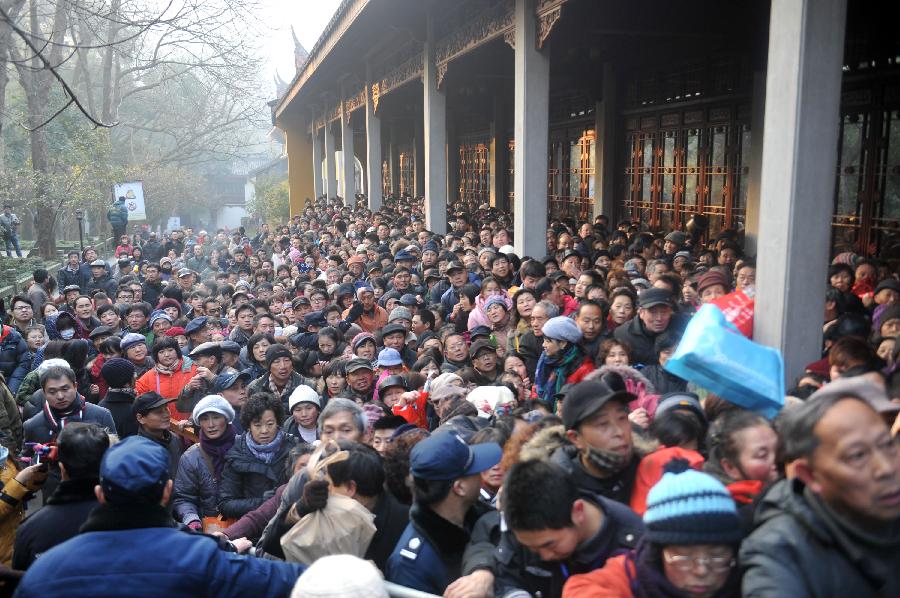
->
xmin=664 ymin=304 xmax=784 ymax=419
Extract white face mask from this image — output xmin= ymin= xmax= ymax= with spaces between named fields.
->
xmin=60 ymin=329 xmax=75 ymax=340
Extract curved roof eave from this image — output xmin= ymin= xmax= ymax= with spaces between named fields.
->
xmin=275 ymin=0 xmax=371 ymax=121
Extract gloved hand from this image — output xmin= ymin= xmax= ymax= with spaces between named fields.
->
xmin=346 ymin=301 xmax=364 ymax=322
xmin=297 ymin=479 xmax=329 ymax=514
xmin=187 ymin=520 xmax=202 ymax=531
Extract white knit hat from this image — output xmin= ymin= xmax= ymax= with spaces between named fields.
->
xmin=288 ymin=385 xmax=322 ymax=412
xmin=290 ymin=554 xmax=388 ymax=598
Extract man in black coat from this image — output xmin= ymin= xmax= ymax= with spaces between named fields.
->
xmin=614 ymin=288 xmax=688 ymax=366
xmin=97 ymin=358 xmax=139 ymax=438
xmin=13 ymin=423 xmax=110 ymax=569
xmin=741 ymin=379 xmax=900 ymax=597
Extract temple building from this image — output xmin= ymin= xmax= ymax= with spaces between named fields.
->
xmin=274 ymin=0 xmax=899 ymax=377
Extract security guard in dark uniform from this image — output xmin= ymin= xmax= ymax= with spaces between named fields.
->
xmin=385 ymin=431 xmax=501 ymax=595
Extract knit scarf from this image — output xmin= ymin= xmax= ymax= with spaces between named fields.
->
xmin=535 ymin=344 xmax=581 ymax=409
xmin=245 ymin=430 xmax=284 ymax=464
xmin=199 ymin=424 xmax=237 ymax=481
xmin=43 ymin=394 xmax=86 ymax=435
xmin=155 ymin=359 xmax=178 ymax=375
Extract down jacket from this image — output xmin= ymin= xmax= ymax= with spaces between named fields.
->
xmin=217 ymin=433 xmax=297 ymax=520
xmin=740 ymin=478 xmax=900 ymax=597
xmin=135 ymin=358 xmax=196 ymax=421
xmin=0 ymin=325 xmax=30 ymax=395
xmin=172 ymin=444 xmax=219 ymax=526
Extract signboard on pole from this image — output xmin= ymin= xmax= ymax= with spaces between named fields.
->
xmin=113 ymin=181 xmax=147 ymax=221
xmin=166 ymin=217 xmax=181 ymax=232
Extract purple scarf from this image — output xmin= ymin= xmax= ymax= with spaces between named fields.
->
xmin=199 ymin=424 xmax=237 ymax=481
xmin=245 ymin=430 xmax=284 ymax=464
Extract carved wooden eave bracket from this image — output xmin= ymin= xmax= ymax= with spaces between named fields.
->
xmin=536 ymin=0 xmax=565 ymax=49
xmin=436 ymin=63 xmax=449 ymax=89
xmin=433 ymin=0 xmax=515 ymax=90
xmin=371 ymin=82 xmax=380 ymax=114
xmin=503 ymin=29 xmax=515 ymax=50
xmin=344 ymin=87 xmax=366 ymax=123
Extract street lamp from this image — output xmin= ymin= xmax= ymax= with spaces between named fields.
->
xmin=75 ymin=209 xmax=84 ymax=253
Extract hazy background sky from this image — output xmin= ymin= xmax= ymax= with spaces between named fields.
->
xmin=258 ymin=0 xmax=343 ymax=98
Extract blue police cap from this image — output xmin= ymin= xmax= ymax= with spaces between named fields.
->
xmin=100 ymin=436 xmax=169 ymax=497
xmin=212 ymin=369 xmax=252 ymax=393
xmin=394 ymin=250 xmax=414 ymax=262
xmin=304 ymin=310 xmax=328 ymax=328
xmin=184 ymin=316 xmax=209 ymax=335
xmin=410 ymin=431 xmax=501 ymax=481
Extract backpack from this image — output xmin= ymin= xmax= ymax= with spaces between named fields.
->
xmin=107 ymin=204 xmax=125 ymax=226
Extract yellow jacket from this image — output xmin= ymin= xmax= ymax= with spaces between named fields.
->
xmin=0 ymin=457 xmax=39 ymax=566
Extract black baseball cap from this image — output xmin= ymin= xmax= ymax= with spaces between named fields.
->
xmin=470 ymin=338 xmax=496 ymax=358
xmin=381 ymin=323 xmax=406 ymax=339
xmin=132 ymin=393 xmax=174 ymax=416
xmin=562 ymin=380 xmax=634 ymax=430
xmin=638 ymin=288 xmax=676 ymax=309
xmin=88 ymin=325 xmax=114 ymax=340
xmin=346 ymin=357 xmax=374 ymax=373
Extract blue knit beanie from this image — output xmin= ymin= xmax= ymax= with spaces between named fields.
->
xmin=643 ymin=459 xmax=742 ymax=545
xmin=541 ymin=316 xmax=582 ymax=344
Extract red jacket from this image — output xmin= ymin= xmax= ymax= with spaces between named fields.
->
xmin=566 ymin=356 xmax=595 ymax=385
xmin=135 ymin=358 xmax=196 ymax=421
xmin=563 ymin=554 xmax=634 ymax=598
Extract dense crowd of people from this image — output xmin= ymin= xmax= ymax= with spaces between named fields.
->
xmin=0 ymin=192 xmax=897 ymax=597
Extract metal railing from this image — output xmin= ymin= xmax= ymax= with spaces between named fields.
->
xmin=0 ymin=236 xmax=114 ymax=307
xmin=384 ymin=582 xmax=440 ymax=598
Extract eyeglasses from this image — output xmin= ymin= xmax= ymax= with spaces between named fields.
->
xmin=663 ymin=550 xmax=735 ymax=573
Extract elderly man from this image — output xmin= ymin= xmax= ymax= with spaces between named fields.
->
xmin=246 ymin=344 xmax=316 ymax=413
xmin=176 ymin=342 xmax=236 ymax=415
xmin=614 ymin=287 xmax=687 ymax=366
xmin=741 ymin=378 xmax=900 ymax=597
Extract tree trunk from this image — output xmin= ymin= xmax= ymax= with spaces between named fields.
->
xmin=17 ymin=0 xmax=69 ymax=258
xmin=100 ymin=0 xmax=121 ymax=123
xmin=0 ymin=0 xmax=27 ymax=171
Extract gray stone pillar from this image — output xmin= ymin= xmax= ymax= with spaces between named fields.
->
xmin=414 ymin=117 xmax=425 ymax=198
xmin=754 ymin=0 xmax=847 ymax=382
xmin=423 ymin=16 xmax=448 ymax=234
xmin=513 ymin=0 xmax=550 ymax=258
xmin=340 ymin=105 xmax=355 ymax=200
xmin=311 ymin=125 xmax=323 ymax=198
xmin=365 ymin=75 xmax=383 ymax=211
xmin=323 ymin=117 xmax=338 ymax=198
xmin=490 ymin=94 xmax=505 ymax=209
xmin=595 ymin=63 xmax=616 ymax=222
xmin=743 ymin=71 xmax=767 ymax=257
xmin=389 ymin=123 xmax=399 ymax=197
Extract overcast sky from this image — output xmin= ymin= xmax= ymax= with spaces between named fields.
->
xmin=258 ymin=0 xmax=343 ymax=96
